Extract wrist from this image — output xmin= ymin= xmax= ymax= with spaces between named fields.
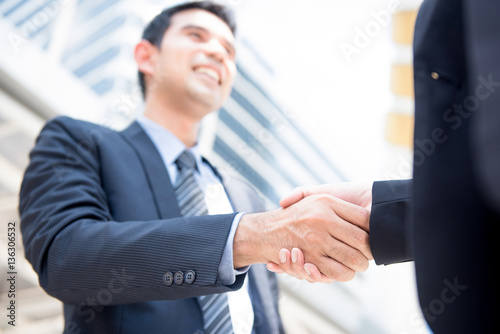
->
xmin=233 ymin=210 xmax=287 ymax=268
xmin=233 ymin=213 xmax=264 ymax=268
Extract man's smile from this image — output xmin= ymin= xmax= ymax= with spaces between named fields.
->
xmin=193 ymin=65 xmax=222 ymax=85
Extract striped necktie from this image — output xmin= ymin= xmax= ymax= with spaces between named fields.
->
xmin=174 ymin=150 xmax=234 ymax=334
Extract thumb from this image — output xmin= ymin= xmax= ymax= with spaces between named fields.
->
xmin=266 ymin=262 xmax=284 ymax=273
xmin=279 ymin=188 xmax=305 ymax=208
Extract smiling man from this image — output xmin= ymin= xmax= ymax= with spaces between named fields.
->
xmin=136 ymin=5 xmax=237 ymax=144
xmin=19 ymin=2 xmax=373 ymax=333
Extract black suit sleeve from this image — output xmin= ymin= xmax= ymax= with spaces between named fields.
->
xmin=19 ymin=117 xmax=243 ymax=305
xmin=369 ymin=179 xmax=413 ymax=265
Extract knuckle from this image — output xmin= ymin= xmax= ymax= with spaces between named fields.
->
xmin=360 ymin=260 xmax=369 ymax=272
xmin=359 ymin=208 xmax=370 ymax=223
xmin=354 ymin=229 xmax=370 ymax=247
xmin=329 ymin=246 xmax=362 ymax=273
xmin=355 ymin=254 xmax=369 ymax=272
xmin=331 ymin=266 xmax=354 ymax=282
xmin=341 ymin=248 xmax=367 ymax=272
xmin=341 ymin=269 xmax=356 ymax=282
xmin=314 ymin=193 xmax=331 ymax=204
xmin=336 ymin=247 xmax=353 ymax=265
xmin=345 ymin=251 xmax=363 ymax=268
xmin=291 ymin=187 xmax=303 ymax=198
xmin=305 ymin=232 xmax=322 ymax=244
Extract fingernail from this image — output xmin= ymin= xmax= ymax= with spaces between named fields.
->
xmin=279 ymin=249 xmax=287 ymax=263
xmin=266 ymin=264 xmax=275 ymax=272
xmin=304 ymin=265 xmax=311 ymax=276
xmin=291 ymin=248 xmax=298 ymax=263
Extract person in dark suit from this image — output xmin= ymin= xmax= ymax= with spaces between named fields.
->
xmin=19 ymin=2 xmax=373 ymax=333
xmin=269 ymin=0 xmax=499 ymax=333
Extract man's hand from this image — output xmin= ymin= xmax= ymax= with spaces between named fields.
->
xmin=233 ymin=193 xmax=371 ymax=282
xmin=280 ymin=182 xmax=373 ymax=211
xmin=266 ymin=248 xmax=335 ymax=283
xmin=266 ymin=182 xmax=374 ymax=283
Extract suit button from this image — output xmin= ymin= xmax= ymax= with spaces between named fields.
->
xmin=174 ymin=271 xmax=184 ymax=285
xmin=431 ymin=72 xmax=440 ymax=80
xmin=185 ymin=270 xmax=196 ymax=284
xmin=163 ymin=272 xmax=174 ymax=286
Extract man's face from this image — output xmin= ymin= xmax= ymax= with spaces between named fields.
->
xmin=151 ymin=8 xmax=236 ymax=116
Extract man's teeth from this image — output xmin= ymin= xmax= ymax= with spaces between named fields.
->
xmin=195 ymin=67 xmax=220 ymax=83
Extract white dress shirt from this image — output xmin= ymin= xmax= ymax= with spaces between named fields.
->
xmin=136 ymin=115 xmax=254 ymax=333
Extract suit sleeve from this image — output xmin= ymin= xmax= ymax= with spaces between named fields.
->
xmin=19 ymin=117 xmax=244 ymax=306
xmin=369 ymin=179 xmax=414 ymax=265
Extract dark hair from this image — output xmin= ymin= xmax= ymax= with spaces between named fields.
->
xmin=138 ymin=1 xmax=236 ymax=99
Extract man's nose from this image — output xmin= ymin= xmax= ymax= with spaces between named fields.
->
xmin=203 ymin=38 xmax=227 ymax=61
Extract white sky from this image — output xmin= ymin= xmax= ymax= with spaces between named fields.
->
xmin=232 ymin=0 xmax=418 ymax=181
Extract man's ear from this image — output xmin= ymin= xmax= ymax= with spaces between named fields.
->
xmin=134 ymin=39 xmax=157 ymax=78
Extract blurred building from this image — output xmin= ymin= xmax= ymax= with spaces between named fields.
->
xmin=0 ymin=1 xmax=425 ymax=333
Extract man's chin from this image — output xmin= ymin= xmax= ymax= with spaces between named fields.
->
xmin=190 ymin=89 xmax=225 ymax=111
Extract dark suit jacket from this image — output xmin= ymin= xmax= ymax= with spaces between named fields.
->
xmin=19 ymin=116 xmax=284 ymax=334
xmin=369 ymin=0 xmax=499 ymax=333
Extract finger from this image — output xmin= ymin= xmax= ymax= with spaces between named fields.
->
xmin=279 ymin=248 xmax=290 ymax=265
xmin=294 ymin=250 xmax=316 ymax=284
xmin=291 ymin=248 xmax=310 ymax=280
xmin=291 ymin=247 xmax=303 ymax=265
xmin=304 ymin=275 xmax=317 ymax=284
xmin=279 ymin=249 xmax=305 ymax=280
xmin=327 ymin=215 xmax=373 ymax=261
xmin=279 ymin=184 xmax=344 ymax=209
xmin=276 ymin=248 xmax=317 ymax=282
xmin=316 ymin=196 xmax=372 ymax=260
xmin=325 ymin=195 xmax=371 ymax=233
xmin=304 ymin=263 xmax=335 ymax=283
xmin=280 ymin=187 xmax=371 ymax=231
xmin=274 ymin=248 xmax=324 ymax=283
xmin=279 ymin=188 xmax=305 ymax=208
xmin=291 ymin=247 xmax=338 ymax=283
xmin=320 ymin=237 xmax=369 ymax=273
xmin=266 ymin=262 xmax=284 ymax=273
xmin=313 ymin=255 xmax=356 ymax=282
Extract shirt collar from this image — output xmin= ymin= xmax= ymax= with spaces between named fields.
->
xmin=136 ymin=115 xmax=203 ymax=172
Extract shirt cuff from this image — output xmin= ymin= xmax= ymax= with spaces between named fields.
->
xmin=218 ymin=212 xmax=250 ymax=285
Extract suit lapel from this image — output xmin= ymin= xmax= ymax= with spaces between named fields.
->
xmin=223 ymin=178 xmax=245 ymax=212
xmin=120 ymin=121 xmax=181 ymax=219
xmin=202 ymin=157 xmax=238 ymax=211
xmin=202 ymin=157 xmax=259 ymax=213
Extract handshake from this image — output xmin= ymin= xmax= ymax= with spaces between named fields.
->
xmin=234 ymin=182 xmax=374 ymax=283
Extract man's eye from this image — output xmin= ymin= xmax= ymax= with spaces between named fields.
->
xmin=189 ymin=32 xmax=202 ymax=39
